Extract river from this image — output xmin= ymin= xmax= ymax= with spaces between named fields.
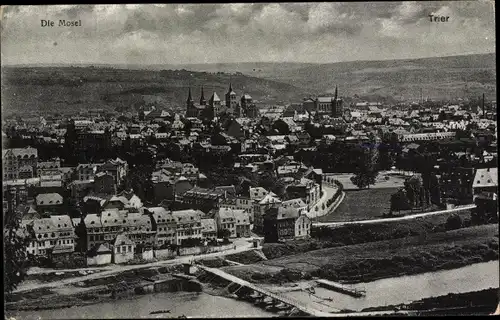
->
xmin=9 ymin=261 xmax=499 ymax=318
xmin=285 ymin=261 xmax=499 ymax=312
xmin=8 ymin=291 xmax=275 ymax=319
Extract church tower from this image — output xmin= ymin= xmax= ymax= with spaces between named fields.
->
xmin=331 ymin=86 xmax=343 ymax=117
xmin=331 ymin=86 xmax=337 ymax=117
xmin=186 ymin=87 xmax=193 ymax=107
xmin=225 ymin=83 xmax=237 ymax=115
xmin=208 ymin=92 xmax=221 ymax=119
xmin=200 ymin=86 xmax=206 ymax=106
xmin=186 ymin=87 xmax=194 ymax=118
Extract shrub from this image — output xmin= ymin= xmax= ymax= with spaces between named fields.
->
xmin=251 ymin=272 xmax=267 ymax=280
xmin=462 ymin=217 xmax=471 ymax=227
xmin=445 ymin=214 xmax=463 ymax=231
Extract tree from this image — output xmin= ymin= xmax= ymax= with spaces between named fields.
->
xmin=74 ymin=219 xmax=87 ymax=253
xmin=350 ymin=144 xmax=379 ymax=190
xmin=350 ymin=171 xmax=378 ymax=190
xmin=218 ymin=229 xmax=231 ymax=240
xmin=390 ymin=189 xmax=411 ymax=215
xmin=258 ymin=171 xmax=277 ymax=191
xmin=4 ymin=198 xmax=30 ymax=296
xmin=445 ymin=214 xmax=463 ymax=231
xmin=404 ymin=175 xmax=424 ymax=209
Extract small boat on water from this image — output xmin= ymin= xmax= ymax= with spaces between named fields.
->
xmin=150 ymin=310 xmax=171 ymax=315
xmin=315 ymin=279 xmax=366 ymax=298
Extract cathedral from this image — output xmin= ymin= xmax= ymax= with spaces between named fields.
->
xmin=186 ymin=84 xmax=248 ymax=120
xmin=302 ymin=86 xmax=343 ymax=118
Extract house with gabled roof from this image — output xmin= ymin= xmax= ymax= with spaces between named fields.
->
xmin=35 ymin=192 xmax=64 ymax=215
xmin=22 ymin=215 xmax=76 ymax=257
xmin=113 ymin=233 xmax=135 ymax=264
xmin=263 ymin=206 xmax=311 ymax=242
xmin=472 ymin=167 xmax=498 ymax=201
xmin=171 ymin=209 xmax=204 ymax=245
xmin=201 ymin=218 xmax=217 ymax=241
xmin=147 ymin=207 xmax=176 ymax=247
xmin=253 ymin=193 xmax=282 ymax=233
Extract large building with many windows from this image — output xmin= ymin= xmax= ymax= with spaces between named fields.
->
xmin=2 ymin=147 xmax=38 ymax=180
xmin=23 ymin=215 xmax=76 ymax=257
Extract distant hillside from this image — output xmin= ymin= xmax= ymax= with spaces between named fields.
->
xmin=171 ymin=53 xmax=497 ymax=101
xmin=1 ymin=67 xmax=318 ymax=116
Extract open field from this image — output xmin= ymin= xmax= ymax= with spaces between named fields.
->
xmin=317 ymin=188 xmax=398 ymax=222
xmin=328 ymin=172 xmax=408 ymax=191
xmin=223 ymin=224 xmax=499 ymax=284
xmin=264 ymin=207 xmax=475 ymax=260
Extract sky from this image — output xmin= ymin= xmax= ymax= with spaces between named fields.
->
xmin=0 ymin=2 xmax=496 ymax=65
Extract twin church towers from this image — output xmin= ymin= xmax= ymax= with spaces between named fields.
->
xmin=186 ymin=84 xmax=247 ymax=120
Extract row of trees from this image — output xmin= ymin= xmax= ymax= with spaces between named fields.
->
xmin=390 ymin=174 xmax=441 ymax=214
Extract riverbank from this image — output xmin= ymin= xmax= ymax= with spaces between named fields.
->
xmin=262 ymin=207 xmax=476 ymax=260
xmin=5 ymin=265 xmax=201 ymax=312
xmin=362 ymin=288 xmax=499 ymax=315
xmin=7 ymin=291 xmax=275 ymax=319
xmin=223 ymin=224 xmax=499 ymax=285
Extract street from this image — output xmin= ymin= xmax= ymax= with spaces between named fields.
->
xmin=15 ymin=239 xmax=259 ymax=293
xmin=313 ymin=204 xmax=476 ymax=227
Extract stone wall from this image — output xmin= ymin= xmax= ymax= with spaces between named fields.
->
xmin=87 ymin=253 xmax=112 ymax=266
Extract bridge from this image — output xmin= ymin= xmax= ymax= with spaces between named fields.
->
xmin=197 ymin=265 xmax=335 ymax=317
xmin=196 ymin=265 xmax=408 ymax=317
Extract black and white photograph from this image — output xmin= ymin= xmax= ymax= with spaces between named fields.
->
xmin=1 ymin=2 xmax=498 ymax=318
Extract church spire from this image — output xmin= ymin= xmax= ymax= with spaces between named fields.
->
xmin=187 ymin=87 xmax=193 ymax=103
xmin=200 ymin=86 xmax=206 ymax=105
xmin=332 ymin=85 xmax=338 ymax=117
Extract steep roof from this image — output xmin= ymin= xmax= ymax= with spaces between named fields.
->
xmin=217 ymin=207 xmax=245 ymax=221
xmin=50 ymin=215 xmax=73 ymax=231
xmin=259 ymin=193 xmax=282 ymax=205
xmin=3 ymin=147 xmax=38 ymax=159
xmin=214 ymin=185 xmax=237 ymax=197
xmin=210 ymin=92 xmax=220 ymax=102
xmin=84 ymin=214 xmax=103 ymax=228
xmin=36 ymin=193 xmax=63 ymax=206
xmin=100 ymin=210 xmax=128 ymax=227
xmin=171 ymin=209 xmax=203 ymax=222
xmin=277 ymin=206 xmax=300 ymax=220
xmin=282 ymin=198 xmax=307 ymax=208
xmin=473 ymin=168 xmax=498 ymax=188
xmin=148 ymin=207 xmax=175 ymax=224
xmin=32 ymin=218 xmax=57 ymax=233
xmin=201 ymin=218 xmax=217 ymax=232
xmin=114 ymin=233 xmax=134 ymax=247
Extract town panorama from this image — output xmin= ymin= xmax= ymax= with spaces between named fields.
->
xmin=2 ymin=2 xmax=498 ymax=318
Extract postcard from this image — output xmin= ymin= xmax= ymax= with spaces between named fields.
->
xmin=2 ymin=2 xmax=498 ymax=318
